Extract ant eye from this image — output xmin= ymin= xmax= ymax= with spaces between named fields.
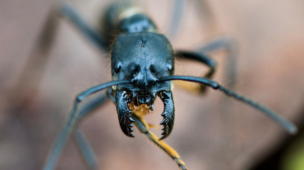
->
xmin=114 ymin=62 xmax=122 ymax=73
xmin=150 ymin=65 xmax=156 ymax=73
xmin=167 ymin=60 xmax=173 ymax=72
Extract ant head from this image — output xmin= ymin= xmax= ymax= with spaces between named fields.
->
xmin=111 ymin=32 xmax=174 ymax=105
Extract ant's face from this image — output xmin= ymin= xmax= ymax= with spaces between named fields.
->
xmin=111 ymin=32 xmax=174 ymax=106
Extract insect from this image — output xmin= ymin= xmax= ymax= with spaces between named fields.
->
xmin=43 ymin=2 xmax=298 ymax=170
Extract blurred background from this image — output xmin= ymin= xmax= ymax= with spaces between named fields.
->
xmin=1 ymin=0 xmax=304 ymax=170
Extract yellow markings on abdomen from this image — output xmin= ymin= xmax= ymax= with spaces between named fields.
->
xmin=118 ymin=7 xmax=143 ymax=22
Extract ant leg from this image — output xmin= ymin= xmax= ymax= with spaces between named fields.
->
xmin=0 ymin=9 xmax=61 ymax=168
xmin=132 ymin=115 xmax=188 ymax=170
xmin=166 ymin=0 xmax=185 ymax=40
xmin=73 ymin=88 xmax=115 ymax=170
xmin=175 ymin=36 xmax=237 ymax=93
xmin=72 ymin=92 xmax=108 ymax=170
xmin=175 ymin=50 xmax=216 ymax=93
xmin=45 ymin=93 xmax=107 ymax=170
xmin=197 ymin=36 xmax=238 ymax=89
xmin=106 ymin=88 xmax=115 ymax=103
xmin=43 ymin=80 xmax=130 ymax=170
xmin=7 ymin=8 xmax=60 ymax=109
xmin=58 ymin=3 xmax=108 ymax=49
xmin=167 ymin=0 xmax=215 ymax=40
xmin=194 ymin=36 xmax=238 ymax=163
xmin=73 ymin=128 xmax=98 ymax=170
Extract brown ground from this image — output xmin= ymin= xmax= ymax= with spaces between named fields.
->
xmin=1 ymin=0 xmax=304 ymax=170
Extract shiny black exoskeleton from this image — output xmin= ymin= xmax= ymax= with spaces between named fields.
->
xmin=98 ymin=2 xmax=177 ymax=139
xmin=111 ymin=32 xmax=175 ymax=139
xmin=104 ymin=0 xmax=297 ymax=144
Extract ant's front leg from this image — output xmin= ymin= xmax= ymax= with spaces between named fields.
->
xmin=72 ymin=91 xmax=109 ymax=170
xmin=73 ymin=128 xmax=98 ymax=170
xmin=197 ymin=36 xmax=238 ymax=89
xmin=43 ymin=80 xmax=130 ymax=170
xmin=175 ymin=36 xmax=238 ymax=94
xmin=175 ymin=51 xmax=217 ymax=94
xmin=44 ymin=92 xmax=108 ymax=170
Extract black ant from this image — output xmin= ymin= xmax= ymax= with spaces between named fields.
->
xmin=43 ymin=2 xmax=297 ymax=170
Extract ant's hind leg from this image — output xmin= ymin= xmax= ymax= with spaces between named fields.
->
xmin=174 ymin=36 xmax=238 ymax=94
xmin=58 ymin=3 xmax=108 ymax=50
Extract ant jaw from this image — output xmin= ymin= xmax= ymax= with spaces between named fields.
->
xmin=116 ymin=90 xmax=135 ymax=137
xmin=158 ymin=91 xmax=175 ymax=140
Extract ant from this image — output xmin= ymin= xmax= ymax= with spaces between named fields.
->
xmin=43 ymin=2 xmax=297 ymax=170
